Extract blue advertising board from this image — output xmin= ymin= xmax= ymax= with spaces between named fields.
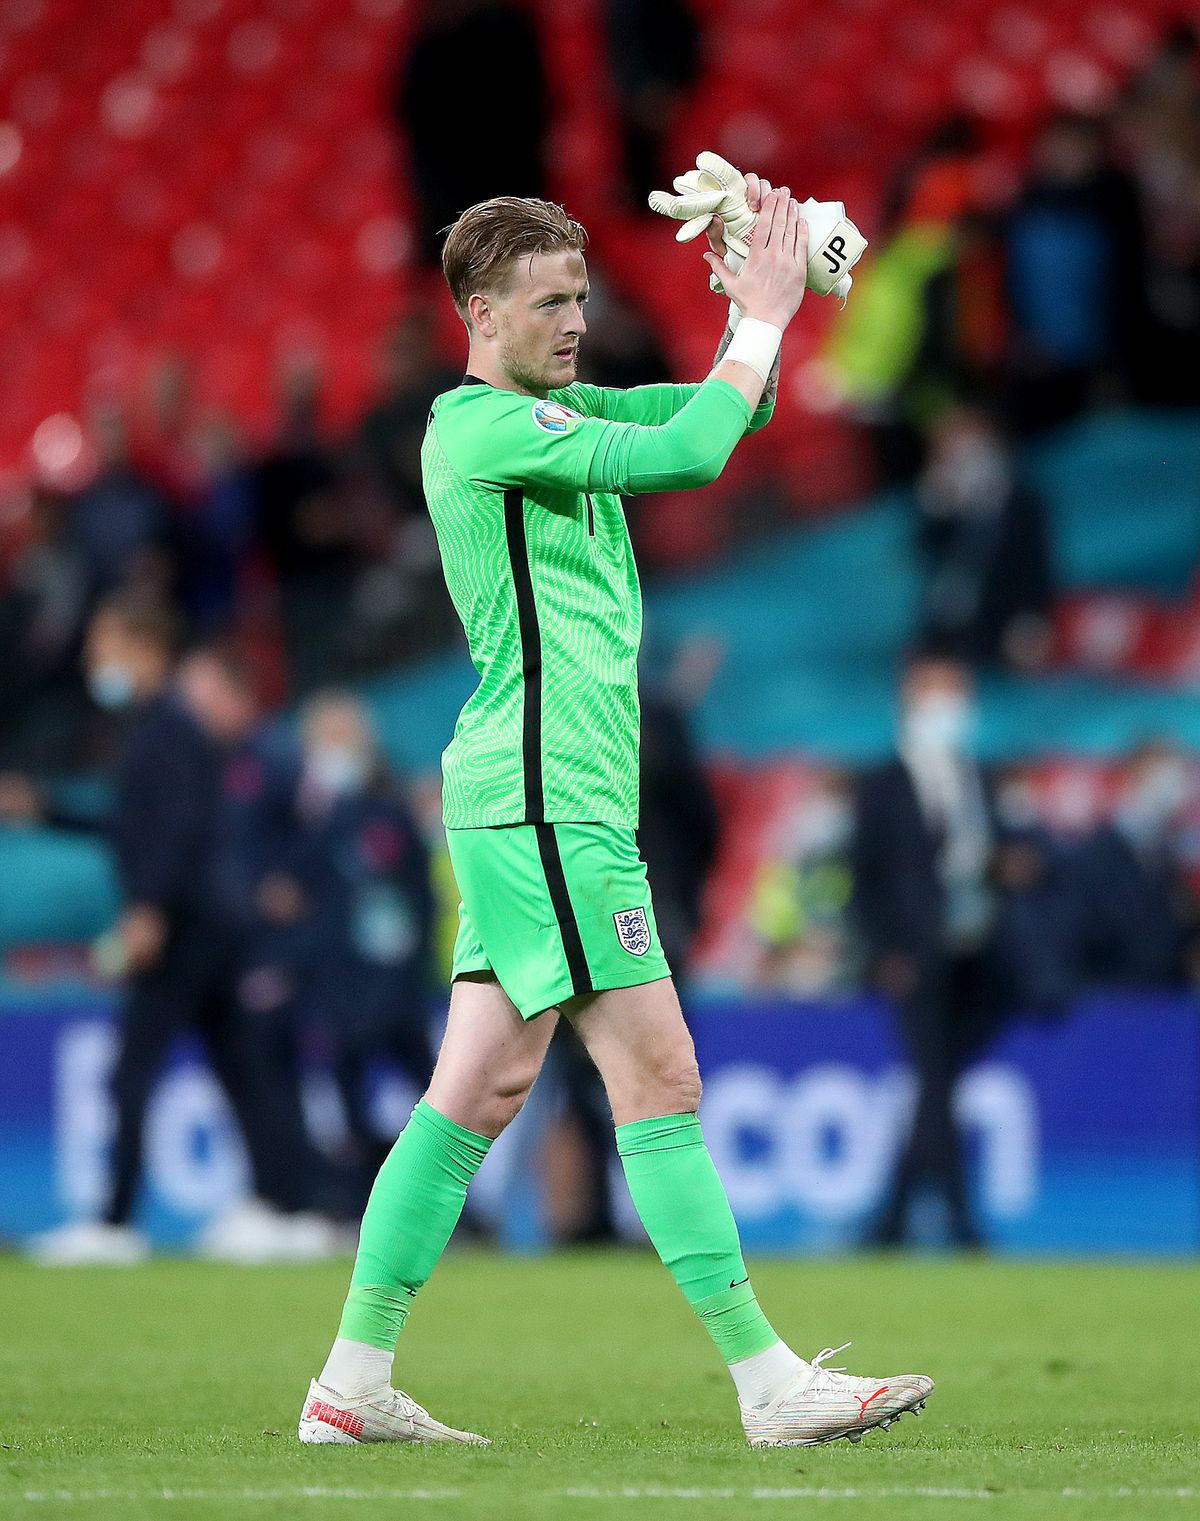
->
xmin=1 ymin=989 xmax=1196 ymax=1254
xmin=688 ymin=994 xmax=1199 ymax=1253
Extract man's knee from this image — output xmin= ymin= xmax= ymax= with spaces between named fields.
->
xmin=657 ymin=1060 xmax=702 ymax=1114
xmin=475 ymin=1061 xmax=541 ymax=1137
xmin=618 ymin=1053 xmax=700 ymax=1118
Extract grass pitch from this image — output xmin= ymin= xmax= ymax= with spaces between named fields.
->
xmin=0 ymin=1250 xmax=1196 ymax=1521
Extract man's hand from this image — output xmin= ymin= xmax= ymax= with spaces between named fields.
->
xmin=706 ymin=171 xmax=780 ymax=266
xmin=705 ymin=189 xmax=809 ymax=329
xmin=257 ymin=872 xmax=308 ymax=924
xmin=0 ymin=774 xmax=44 ymax=823
xmin=119 ymin=904 xmax=168 ymax=976
xmin=873 ymin=951 xmax=920 ymax=1001
xmin=652 ymin=152 xmax=869 ymax=306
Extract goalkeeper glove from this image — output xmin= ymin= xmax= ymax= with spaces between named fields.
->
xmin=649 ymin=152 xmax=869 ymax=306
xmin=648 ymin=151 xmax=755 ymax=262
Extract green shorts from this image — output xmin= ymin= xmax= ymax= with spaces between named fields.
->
xmin=447 ymin=822 xmax=672 ymax=1020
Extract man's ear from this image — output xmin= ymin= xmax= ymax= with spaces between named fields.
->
xmin=466 ymin=292 xmax=497 ymax=339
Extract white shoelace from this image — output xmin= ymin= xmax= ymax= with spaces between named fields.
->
xmin=385 ymin=1389 xmax=422 ymax=1420
xmin=803 ymin=1342 xmax=856 ymax=1393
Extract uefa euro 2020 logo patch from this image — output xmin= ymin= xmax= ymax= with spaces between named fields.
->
xmin=613 ymin=906 xmax=652 ymax=957
xmin=531 ymin=398 xmax=582 ymax=435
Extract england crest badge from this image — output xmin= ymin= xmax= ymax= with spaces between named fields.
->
xmin=613 ymin=906 xmax=652 ymax=957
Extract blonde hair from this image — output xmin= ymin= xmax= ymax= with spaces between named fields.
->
xmin=441 ymin=196 xmax=587 ymax=310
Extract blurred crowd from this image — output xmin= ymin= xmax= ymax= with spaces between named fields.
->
xmin=739 ymin=650 xmax=1200 ymax=1246
xmin=5 ymin=18 xmax=1198 ymax=771
xmin=12 ymin=612 xmax=1198 ymax=1259
xmin=7 ymin=592 xmax=717 ymax=1262
xmin=827 ymin=24 xmax=1200 ymax=465
xmin=0 ymin=315 xmax=464 ymax=775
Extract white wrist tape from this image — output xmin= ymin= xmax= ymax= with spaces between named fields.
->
xmin=724 ymin=317 xmax=781 ymax=382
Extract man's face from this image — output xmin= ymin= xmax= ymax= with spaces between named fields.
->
xmin=84 ymin=614 xmax=159 ymax=708
xmin=304 ymin=701 xmax=370 ymax=761
xmin=488 ymin=249 xmax=589 ymax=397
xmin=901 ymin=658 xmax=975 ymax=751
xmin=85 ymin=615 xmax=139 ymax=684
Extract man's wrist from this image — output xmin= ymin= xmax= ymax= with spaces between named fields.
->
xmin=740 ymin=304 xmax=792 ymax=328
xmin=724 ymin=318 xmax=783 ymax=383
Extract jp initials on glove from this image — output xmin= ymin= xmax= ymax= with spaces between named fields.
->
xmin=649 ymin=151 xmax=869 ymax=304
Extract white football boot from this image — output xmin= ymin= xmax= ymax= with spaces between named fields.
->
xmin=199 ymin=1199 xmax=339 ymax=1264
xmin=297 ymin=1378 xmax=490 ymax=1446
xmin=26 ymin=1220 xmax=150 ymax=1266
xmin=741 ymin=1343 xmax=934 ymax=1447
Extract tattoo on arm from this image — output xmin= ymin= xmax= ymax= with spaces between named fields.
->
xmin=758 ymin=348 xmax=780 ymax=412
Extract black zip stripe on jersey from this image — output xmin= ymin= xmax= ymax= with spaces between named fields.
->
xmin=503 ymin=487 xmax=544 ymax=822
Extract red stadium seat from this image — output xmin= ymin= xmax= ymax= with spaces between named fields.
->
xmin=0 ymin=0 xmax=1184 ymax=541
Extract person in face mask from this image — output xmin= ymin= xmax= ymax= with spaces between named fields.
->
xmin=239 ymin=692 xmax=439 ymax=1198
xmin=28 ymin=598 xmax=329 ymax=1266
xmin=1072 ymin=742 xmax=1200 ymax=985
xmin=851 ymin=651 xmax=1008 ymax=1249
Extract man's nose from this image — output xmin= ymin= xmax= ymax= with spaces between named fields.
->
xmin=566 ymin=303 xmax=586 ymax=334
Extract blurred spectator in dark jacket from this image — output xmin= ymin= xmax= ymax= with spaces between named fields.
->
xmin=252 ymin=356 xmax=354 ymax=697
xmin=989 ymin=765 xmax=1085 ymax=1014
xmin=637 ymin=640 xmax=721 ymax=980
xmin=352 ymin=313 xmax=459 ymax=526
xmin=1004 ymin=114 xmax=1145 ymax=432
xmin=853 ymin=655 xmax=1005 ymax=1248
xmin=396 ymin=0 xmax=549 ymax=266
xmin=605 ymin=0 xmax=701 ymax=209
xmin=917 ymin=404 xmax=1054 ymax=671
xmin=238 ymin=692 xmax=436 ymax=1188
xmin=1073 ymin=742 xmax=1200 ymax=984
xmin=300 ymin=693 xmax=437 ymax=1179
xmin=177 ymin=411 xmax=255 ymax=638
xmin=0 ymin=484 xmax=90 ymax=769
xmin=68 ymin=405 xmax=173 ymax=604
xmin=24 ymin=599 xmax=329 ymax=1264
xmin=1115 ymin=25 xmax=1200 ymax=405
xmin=339 ymin=316 xmax=461 ymax=671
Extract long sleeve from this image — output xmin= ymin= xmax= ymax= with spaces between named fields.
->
xmin=562 ymin=379 xmax=774 ymax=435
xmin=436 ymin=378 xmax=754 ymax=498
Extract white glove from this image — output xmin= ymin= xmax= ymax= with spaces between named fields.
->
xmin=647 ymin=151 xmax=754 ymax=262
xmin=650 ymin=152 xmax=869 ymax=306
xmin=797 ymin=196 xmax=869 ymax=303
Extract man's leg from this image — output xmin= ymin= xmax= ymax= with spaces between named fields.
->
xmin=105 ymin=972 xmax=183 ymax=1226
xmin=553 ymin=1021 xmax=619 ymax=1243
xmin=204 ymin=974 xmax=322 ymax=1215
xmin=871 ymin=965 xmax=951 ymax=1246
xmin=317 ymin=973 xmax=557 ymax=1402
xmin=568 ymin=976 xmax=796 ymax=1407
xmin=569 ymin=975 xmax=934 ymax=1443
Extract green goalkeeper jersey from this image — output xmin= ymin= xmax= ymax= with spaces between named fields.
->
xmin=423 ymin=373 xmax=773 ymax=828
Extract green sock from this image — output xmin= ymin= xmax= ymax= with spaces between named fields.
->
xmin=615 ymin=1112 xmax=779 ymax=1364
xmin=337 ymin=1099 xmax=491 ymax=1350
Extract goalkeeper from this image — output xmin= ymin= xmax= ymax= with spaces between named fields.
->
xmin=299 ymin=178 xmax=933 ymax=1450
